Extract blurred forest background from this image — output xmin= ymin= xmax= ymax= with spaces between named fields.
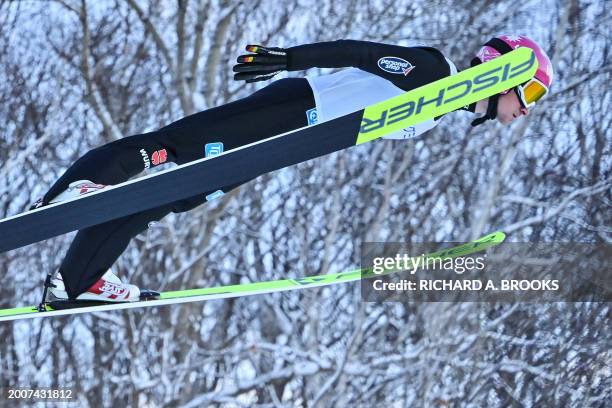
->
xmin=0 ymin=0 xmax=610 ymax=406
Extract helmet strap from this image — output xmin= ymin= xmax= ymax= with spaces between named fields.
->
xmin=470 ymin=37 xmax=514 ymax=67
xmin=484 ymin=38 xmax=514 ymax=55
xmin=471 ymin=94 xmax=500 ymax=127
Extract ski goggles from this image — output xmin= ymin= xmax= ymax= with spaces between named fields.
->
xmin=515 ymin=78 xmax=549 ymax=109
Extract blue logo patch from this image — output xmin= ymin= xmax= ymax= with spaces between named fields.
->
xmin=306 ymin=107 xmax=318 ymax=125
xmin=377 ymin=56 xmax=415 ymax=76
xmin=205 ymin=142 xmax=224 ymax=157
xmin=205 ymin=190 xmax=224 ymax=201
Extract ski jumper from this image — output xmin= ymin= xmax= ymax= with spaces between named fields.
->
xmin=42 ymin=40 xmax=456 ymax=298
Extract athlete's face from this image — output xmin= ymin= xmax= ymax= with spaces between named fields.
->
xmin=497 ymin=89 xmax=529 ymax=125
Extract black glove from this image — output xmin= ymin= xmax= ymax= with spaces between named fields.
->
xmin=233 ymin=45 xmax=289 ymax=83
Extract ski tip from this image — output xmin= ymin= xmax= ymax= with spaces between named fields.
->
xmin=484 ymin=230 xmax=506 ymax=243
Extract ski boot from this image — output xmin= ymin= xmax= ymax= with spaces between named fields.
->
xmin=38 ymin=269 xmax=160 ymax=311
xmin=30 ymin=180 xmax=109 ymax=210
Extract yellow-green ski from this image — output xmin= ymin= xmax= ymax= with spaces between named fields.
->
xmin=0 ymin=232 xmax=505 ymax=322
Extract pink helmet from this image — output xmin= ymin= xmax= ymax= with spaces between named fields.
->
xmin=469 ymin=35 xmax=554 ymax=126
xmin=473 ymin=34 xmax=554 ymax=90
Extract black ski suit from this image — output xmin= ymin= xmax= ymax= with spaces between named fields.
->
xmin=43 ymin=40 xmax=454 ymax=298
